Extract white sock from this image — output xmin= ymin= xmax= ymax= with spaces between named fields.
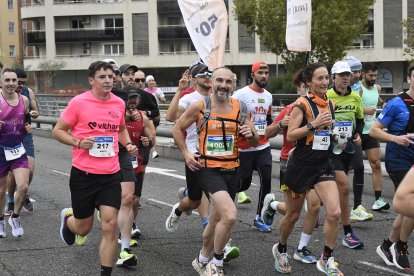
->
xmin=212 ymin=257 xmax=223 ymax=267
xmin=198 ymin=252 xmax=209 ymax=264
xmin=270 ymin=200 xmax=280 ymax=211
xmin=298 ymin=232 xmax=311 ymax=250
xmin=121 ymin=238 xmax=130 ymax=251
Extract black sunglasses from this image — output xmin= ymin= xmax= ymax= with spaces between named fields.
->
xmin=18 ymin=80 xmax=26 ymax=85
xmin=135 ymin=78 xmax=145 ymax=83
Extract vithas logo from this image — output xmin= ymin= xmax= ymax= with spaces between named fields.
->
xmin=88 ymin=122 xmax=97 ymax=129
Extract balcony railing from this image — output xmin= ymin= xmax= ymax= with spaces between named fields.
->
xmin=55 ymin=28 xmax=124 ymax=42
xmin=22 ymin=0 xmax=44 ymax=6
xmin=53 ymin=0 xmax=123 ymax=4
xmin=25 ymin=30 xmax=46 ymax=44
xmin=158 ymin=25 xmax=189 ymax=39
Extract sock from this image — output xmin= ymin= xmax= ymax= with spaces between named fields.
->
xmin=375 ymin=191 xmax=382 ymax=201
xmin=7 ymin=195 xmax=14 ymax=204
xmin=200 ymin=216 xmax=209 ymax=229
xmin=120 ymin=238 xmax=130 ymax=251
xmin=100 ymin=266 xmax=112 ymax=276
xmin=198 ymin=252 xmax=209 ymax=264
xmin=343 ymin=225 xmax=352 ymax=236
xmin=353 ymin=184 xmax=363 ymax=209
xmin=278 ymin=242 xmax=287 ymax=253
xmin=270 ymin=200 xmax=280 ymax=211
xmin=132 ymin=221 xmax=137 ymax=229
xmin=397 ymin=240 xmax=408 ymax=252
xmin=174 ymin=207 xmax=182 ymax=217
xmin=11 ymin=213 xmax=19 ymax=218
xmin=384 ymin=238 xmax=393 ymax=248
xmin=298 ymin=232 xmax=311 ymax=250
xmin=255 ymin=214 xmax=261 ymax=221
xmin=213 ymin=253 xmax=224 ymax=267
xmin=322 ymin=245 xmax=333 ymax=260
xmin=0 ymin=216 xmax=4 ymax=221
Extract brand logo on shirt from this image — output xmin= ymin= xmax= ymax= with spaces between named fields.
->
xmin=258 ymin=98 xmax=265 ymax=103
xmin=88 ymin=121 xmax=119 ymax=131
xmin=336 ymin=105 xmax=356 ymax=111
xmin=108 ymin=111 xmax=120 ymax=119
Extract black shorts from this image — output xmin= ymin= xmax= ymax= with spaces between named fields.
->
xmin=134 ymin=172 xmax=143 ymax=197
xmin=330 ymin=152 xmax=354 ymax=174
xmin=186 ymin=164 xmax=203 ymax=201
xmin=388 ymin=170 xmax=409 ymax=190
xmin=141 ymin=146 xmax=150 ymax=166
xmin=239 ymin=147 xmax=272 ymax=179
xmin=361 ymin=134 xmax=380 ymax=150
xmin=118 ymin=147 xmax=135 ymax=182
xmin=23 ymin=133 xmax=35 ymax=158
xmin=283 ymin=159 xmax=335 ymax=194
xmin=199 ymin=167 xmax=240 ymax=201
xmin=69 ymin=166 xmax=122 ymax=219
xmin=279 ymin=159 xmax=288 ymax=188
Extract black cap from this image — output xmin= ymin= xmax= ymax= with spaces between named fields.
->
xmin=119 ymin=64 xmax=139 ymax=75
xmin=14 ymin=67 xmax=27 ymax=78
xmin=121 ymin=85 xmax=140 ymax=98
xmin=191 ymin=63 xmax=209 ymax=78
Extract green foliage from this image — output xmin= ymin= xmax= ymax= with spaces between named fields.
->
xmin=233 ymin=0 xmax=375 ymax=73
xmin=402 ymin=17 xmax=414 ymax=62
xmin=267 ymin=73 xmax=296 ymax=94
xmin=38 ymin=60 xmax=66 ymax=88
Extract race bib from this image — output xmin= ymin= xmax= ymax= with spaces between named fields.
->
xmin=206 ymin=135 xmax=234 ymax=156
xmin=4 ymin=143 xmax=26 ymax=161
xmin=254 ymin=121 xmax=267 ymax=135
xmin=312 ymin=130 xmax=330 ymax=151
xmin=131 ymin=156 xmax=138 ymax=169
xmin=89 ymin=136 xmax=115 ymax=157
xmin=333 ymin=121 xmax=353 ymax=138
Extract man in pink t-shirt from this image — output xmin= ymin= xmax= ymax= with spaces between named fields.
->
xmin=52 ymin=61 xmax=137 ymax=276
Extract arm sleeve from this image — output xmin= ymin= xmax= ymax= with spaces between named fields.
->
xmin=355 ymin=118 xmax=364 ymax=136
xmin=139 ymin=92 xmax=160 ymax=119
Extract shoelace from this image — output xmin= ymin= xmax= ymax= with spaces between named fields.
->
xmin=12 ymin=218 xmax=21 ymax=229
xmin=280 ymin=253 xmax=291 ymax=268
xmin=301 ymin=247 xmax=312 ymax=256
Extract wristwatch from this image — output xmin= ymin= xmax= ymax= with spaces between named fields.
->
xmin=306 ymin=123 xmax=315 ymax=132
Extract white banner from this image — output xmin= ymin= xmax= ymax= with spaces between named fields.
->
xmin=285 ymin=0 xmax=312 ymax=52
xmin=178 ymin=0 xmax=228 ymax=70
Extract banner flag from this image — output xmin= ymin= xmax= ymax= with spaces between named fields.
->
xmin=286 ymin=0 xmax=312 ymax=52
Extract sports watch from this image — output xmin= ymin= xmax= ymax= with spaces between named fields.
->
xmin=306 ymin=123 xmax=315 ymax=132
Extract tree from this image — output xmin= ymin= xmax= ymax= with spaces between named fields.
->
xmin=233 ymin=0 xmax=375 ymax=73
xmin=38 ymin=60 xmax=66 ymax=88
xmin=402 ymin=17 xmax=414 ymax=62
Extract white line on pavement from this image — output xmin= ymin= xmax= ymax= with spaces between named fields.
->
xmin=148 ymin=198 xmax=199 ymax=216
xmin=51 ymin=169 xmax=70 ymax=177
xmin=358 ymin=261 xmax=408 ymax=276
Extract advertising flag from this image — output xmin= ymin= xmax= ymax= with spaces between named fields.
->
xmin=286 ymin=0 xmax=312 ymax=52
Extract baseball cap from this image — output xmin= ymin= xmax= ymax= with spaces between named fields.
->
xmin=346 ymin=56 xmax=362 ymax=72
xmin=128 ymin=90 xmax=140 ymax=98
xmin=121 ymin=85 xmax=140 ymax=96
xmin=102 ymin=59 xmax=120 ymax=75
xmin=331 ymin=61 xmax=352 ymax=75
xmin=13 ymin=67 xmax=27 ymax=79
xmin=191 ymin=63 xmax=209 ymax=78
xmin=119 ymin=64 xmax=139 ymax=75
xmin=252 ymin=61 xmax=269 ymax=73
xmin=146 ymin=75 xmax=155 ymax=83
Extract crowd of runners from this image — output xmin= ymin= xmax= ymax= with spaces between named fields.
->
xmin=1 ymin=57 xmax=414 ymax=276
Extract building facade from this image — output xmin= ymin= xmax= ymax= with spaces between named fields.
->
xmin=19 ymin=0 xmax=414 ymax=93
xmin=0 ymin=0 xmax=22 ymax=68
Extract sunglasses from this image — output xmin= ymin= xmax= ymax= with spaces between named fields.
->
xmin=135 ymin=78 xmax=145 ymax=83
xmin=18 ymin=80 xmax=26 ymax=85
xmin=195 ymin=71 xmax=212 ymax=78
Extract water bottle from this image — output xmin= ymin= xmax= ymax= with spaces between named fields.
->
xmin=333 ymin=133 xmax=347 ymax=155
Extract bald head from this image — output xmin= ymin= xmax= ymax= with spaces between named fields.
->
xmin=211 ymin=67 xmax=234 ymax=102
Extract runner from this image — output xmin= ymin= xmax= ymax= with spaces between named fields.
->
xmin=53 ymin=61 xmax=137 ymax=276
xmin=144 ymin=75 xmax=167 ymax=105
xmin=172 ymin=67 xmax=259 ymax=275
xmin=233 ymin=61 xmax=273 ymax=232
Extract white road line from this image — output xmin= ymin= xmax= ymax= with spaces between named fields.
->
xmin=51 ymin=169 xmax=70 ymax=176
xmin=358 ymin=261 xmax=408 ymax=276
xmin=148 ymin=198 xmax=199 ymax=216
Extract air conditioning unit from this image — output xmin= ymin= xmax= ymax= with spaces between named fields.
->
xmin=83 ymin=48 xmax=91 ymax=55
xmin=83 ymin=42 xmax=91 ymax=48
xmin=81 ymin=16 xmax=90 ymax=24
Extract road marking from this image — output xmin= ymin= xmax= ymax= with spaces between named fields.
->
xmin=148 ymin=198 xmax=199 ymax=216
xmin=51 ymin=169 xmax=70 ymax=177
xmin=146 ymin=166 xmax=186 ymax=180
xmin=358 ymin=261 xmax=408 ymax=276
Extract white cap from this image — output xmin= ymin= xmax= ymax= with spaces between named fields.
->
xmin=331 ymin=61 xmax=352 ymax=75
xmin=102 ymin=58 xmax=119 ymax=71
xmin=146 ymin=75 xmax=155 ymax=83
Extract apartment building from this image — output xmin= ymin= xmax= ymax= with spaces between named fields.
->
xmin=20 ymin=0 xmax=414 ymax=93
xmin=0 ymin=0 xmax=22 ymax=68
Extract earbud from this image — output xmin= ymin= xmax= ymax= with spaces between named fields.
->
xmin=409 ymin=80 xmax=411 ymax=84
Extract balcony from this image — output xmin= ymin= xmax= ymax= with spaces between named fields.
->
xmin=158 ymin=25 xmax=189 ymax=39
xmin=22 ymin=0 xmax=44 ymax=6
xmin=25 ymin=30 xmax=46 ymax=45
xmin=55 ymin=28 xmax=124 ymax=43
xmin=157 ymin=0 xmax=228 ymax=13
xmin=53 ymin=0 xmax=123 ymax=4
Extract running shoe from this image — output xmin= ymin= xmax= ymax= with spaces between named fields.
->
xmin=272 ymin=243 xmax=291 ymax=274
xmin=117 ymin=237 xmax=139 ymax=247
xmin=223 ymin=239 xmax=240 ymax=262
xmin=0 ymin=219 xmax=6 ymax=238
xmin=350 ymin=205 xmax=373 ymax=221
xmin=253 ymin=217 xmax=272 ymax=232
xmin=192 ymin=257 xmax=208 ymax=275
xmin=60 ymin=208 xmax=75 ymax=245
xmin=390 ymin=243 xmax=411 ymax=271
xmin=237 ymin=192 xmax=251 ymax=204
xmin=152 ymin=151 xmax=159 ymax=159
xmin=116 ymin=248 xmax=138 ymax=267
xmin=376 ymin=240 xmax=394 ymax=266
xmin=342 ymin=232 xmax=364 ymax=249
xmin=293 ymin=247 xmax=317 ymax=264
xmin=75 ymin=235 xmax=88 ymax=246
xmin=4 ymin=202 xmax=14 ymax=216
xmin=261 ymin=193 xmax=276 ymax=226
xmin=23 ymin=195 xmax=34 ymax=212
xmin=8 ymin=216 xmax=23 ymax=237
xmin=316 ymin=256 xmax=344 ymax=276
xmin=178 ymin=187 xmax=192 ymax=215
xmin=131 ymin=222 xmax=141 ymax=239
xmin=372 ymin=197 xmax=390 ymax=211
xmin=165 ymin=203 xmax=180 ymax=232
xmin=205 ymin=261 xmax=224 ymax=276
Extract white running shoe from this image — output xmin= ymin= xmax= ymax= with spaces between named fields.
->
xmin=165 ymin=203 xmax=181 ymax=232
xmin=0 ymin=219 xmax=6 ymax=238
xmin=8 ymin=216 xmax=23 ymax=237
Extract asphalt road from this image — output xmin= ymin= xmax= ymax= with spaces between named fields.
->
xmin=0 ymin=135 xmax=411 ymax=276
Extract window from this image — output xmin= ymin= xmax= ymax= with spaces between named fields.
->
xmin=238 ymin=22 xmax=255 ymax=52
xmin=9 ymin=45 xmax=16 ymax=57
xmin=8 ymin=22 xmax=15 ymax=33
xmin=104 ymin=44 xmax=124 ymax=55
xmin=383 ymin=0 xmax=402 ymax=48
xmin=132 ymin=14 xmax=149 ymax=55
xmin=71 ymin=20 xmax=84 ymax=29
xmin=8 ymin=0 xmax=13 ymax=10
